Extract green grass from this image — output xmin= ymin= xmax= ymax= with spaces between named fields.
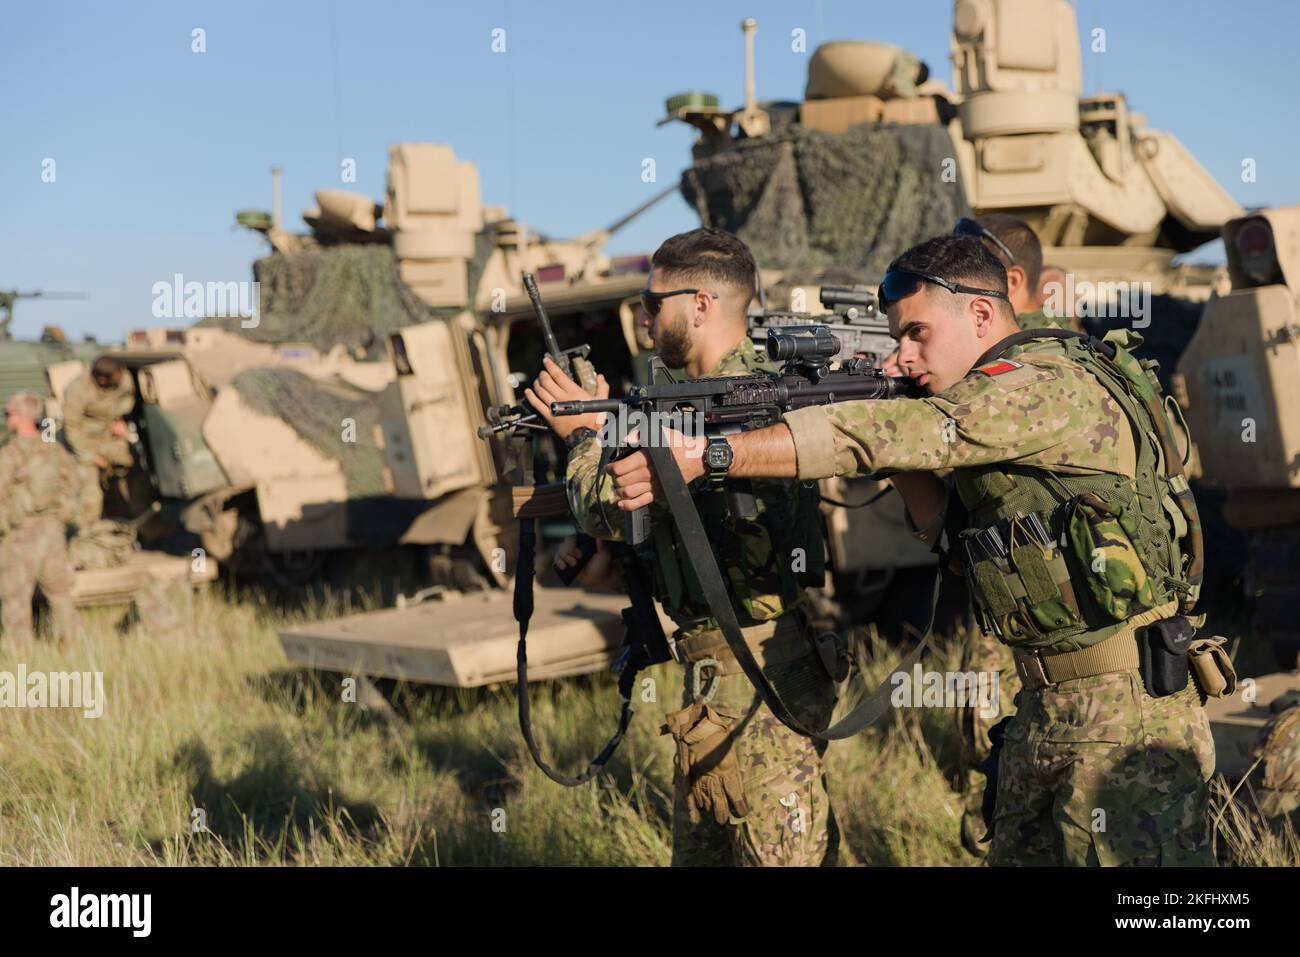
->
xmin=0 ymin=590 xmax=1293 ymax=866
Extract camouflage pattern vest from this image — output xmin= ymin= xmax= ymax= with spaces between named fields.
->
xmin=634 ymin=341 xmax=825 ymax=636
xmin=954 ymin=331 xmax=1200 ymax=653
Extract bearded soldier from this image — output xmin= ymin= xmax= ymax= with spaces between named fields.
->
xmin=608 ymin=234 xmax=1216 ymax=866
xmin=525 ymin=227 xmax=841 ymax=867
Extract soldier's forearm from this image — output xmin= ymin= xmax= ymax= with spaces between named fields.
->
xmin=727 ymin=424 xmax=799 ymax=479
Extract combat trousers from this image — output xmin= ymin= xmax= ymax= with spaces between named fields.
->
xmin=0 ymin=515 xmax=80 ymax=643
xmin=988 ymin=669 xmax=1215 ymax=866
xmin=667 ymin=626 xmax=839 ymax=867
xmin=956 ymin=626 xmax=1020 ymax=854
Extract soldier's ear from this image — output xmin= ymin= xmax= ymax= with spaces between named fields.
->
xmin=969 ymin=295 xmax=997 ymax=337
xmin=1006 ymin=266 xmax=1026 ymax=298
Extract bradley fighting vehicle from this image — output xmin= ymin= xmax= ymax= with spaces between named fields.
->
xmin=44 ymin=144 xmax=664 ymax=600
xmin=657 ymin=2 xmax=1243 ymax=618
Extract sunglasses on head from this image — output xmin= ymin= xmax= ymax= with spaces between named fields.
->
xmin=639 ymin=288 xmax=718 ymax=318
xmin=877 ymin=268 xmax=1010 ymax=314
xmin=954 ymin=217 xmax=1017 ymax=266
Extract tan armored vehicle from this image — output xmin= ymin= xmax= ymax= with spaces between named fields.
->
xmin=1174 ymin=207 xmax=1300 ymax=803
xmin=39 ymin=144 xmax=663 ymax=597
xmin=659 ymin=4 xmax=1243 ymax=617
xmin=272 ymin=145 xmax=672 ymax=684
xmin=1176 ymin=207 xmax=1300 ymax=669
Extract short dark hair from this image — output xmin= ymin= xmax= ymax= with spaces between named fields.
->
xmin=91 ymin=355 xmax=124 ymax=379
xmin=888 ymin=234 xmax=1015 ymax=319
xmin=977 ymin=213 xmax=1043 ymax=289
xmin=651 ymin=228 xmax=757 ymax=304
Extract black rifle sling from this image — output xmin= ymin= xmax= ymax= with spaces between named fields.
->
xmin=512 ymin=427 xmax=636 ymax=787
xmin=645 ymin=429 xmax=932 ymax=742
xmin=513 ymin=514 xmax=634 ymax=787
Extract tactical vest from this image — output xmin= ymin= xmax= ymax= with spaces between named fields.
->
xmin=955 ymin=331 xmax=1201 ymax=653
xmin=637 ymin=477 xmax=826 ymax=633
xmin=633 ymin=347 xmax=825 ymax=633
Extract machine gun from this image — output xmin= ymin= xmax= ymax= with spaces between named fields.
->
xmin=552 ymin=324 xmax=921 ymax=545
xmin=748 ymin=284 xmax=895 ymax=367
xmin=0 ymin=290 xmax=88 ymax=340
xmin=481 ymin=274 xmax=671 ymax=787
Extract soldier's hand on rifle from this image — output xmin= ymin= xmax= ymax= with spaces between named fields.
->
xmin=94 ymin=454 xmax=108 ymax=469
xmin=554 ymin=534 xmax=618 ymax=589
xmin=607 ymin=426 xmax=707 ymax=510
xmin=523 ymin=356 xmax=609 ymax=441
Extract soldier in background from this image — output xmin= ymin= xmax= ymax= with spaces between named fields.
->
xmin=955 ymin=213 xmax=1077 ymax=331
xmin=0 ymin=392 xmax=84 ymax=643
xmin=62 ymin=354 xmax=135 ymax=517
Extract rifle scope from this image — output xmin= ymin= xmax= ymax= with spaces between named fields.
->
xmin=765 ymin=326 xmax=841 ymax=363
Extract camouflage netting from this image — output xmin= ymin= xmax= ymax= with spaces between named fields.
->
xmin=201 ymin=244 xmax=467 ymax=355
xmin=229 ymin=367 xmax=386 ymax=498
xmin=681 ymin=124 xmax=971 ymax=277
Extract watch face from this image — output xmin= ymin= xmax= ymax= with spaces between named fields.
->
xmin=706 ymin=441 xmax=732 ymax=470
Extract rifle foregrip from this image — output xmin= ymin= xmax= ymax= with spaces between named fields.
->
xmin=572 ymin=356 xmax=599 ymax=395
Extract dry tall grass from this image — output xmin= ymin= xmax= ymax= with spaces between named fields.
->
xmin=0 ymin=588 xmax=1293 ymax=866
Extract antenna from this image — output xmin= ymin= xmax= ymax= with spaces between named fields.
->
xmin=271 ymin=166 xmax=283 ymax=231
xmin=737 ymin=19 xmax=770 ymax=137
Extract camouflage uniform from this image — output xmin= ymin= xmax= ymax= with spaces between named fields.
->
xmin=63 ymin=370 xmax=135 ymax=521
xmin=62 ymin=371 xmax=135 ymax=468
xmin=0 ymin=435 xmax=84 ymax=643
xmin=957 ymin=308 xmax=1066 ymax=853
xmin=783 ymin=333 xmax=1215 ymax=866
xmin=1016 ymin=307 xmax=1074 ymax=332
xmin=567 ymin=337 xmax=839 ymax=867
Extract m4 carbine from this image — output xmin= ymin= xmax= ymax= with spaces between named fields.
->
xmin=552 ymin=324 xmax=921 ymax=545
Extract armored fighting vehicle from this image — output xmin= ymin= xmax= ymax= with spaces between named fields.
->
xmin=44 ymin=144 xmax=661 ymax=594
xmin=0 ymin=291 xmax=100 ymax=438
xmin=658 ymin=3 xmax=1244 ymax=618
xmin=1176 ymin=207 xmax=1300 ymax=670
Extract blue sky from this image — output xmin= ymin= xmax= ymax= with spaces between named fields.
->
xmin=3 ymin=0 xmax=1296 ymax=340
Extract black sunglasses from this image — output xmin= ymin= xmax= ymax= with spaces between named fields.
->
xmin=878 ymin=268 xmax=1010 ymax=314
xmin=954 ymin=217 xmax=1017 ymax=266
xmin=639 ymin=288 xmax=717 ymax=318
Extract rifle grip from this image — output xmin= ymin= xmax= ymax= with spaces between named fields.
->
xmin=555 ymin=532 xmax=598 ymax=586
xmin=626 ymin=506 xmax=651 ymax=546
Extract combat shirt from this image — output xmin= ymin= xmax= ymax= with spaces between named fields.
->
xmin=1016 ymin=308 xmax=1074 ymax=332
xmin=63 ymin=372 xmax=134 ymax=466
xmin=783 ymin=337 xmax=1138 ymax=485
xmin=0 ymin=435 xmax=83 ymax=533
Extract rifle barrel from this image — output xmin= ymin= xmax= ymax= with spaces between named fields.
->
xmin=522 ymin=272 xmax=564 ymax=364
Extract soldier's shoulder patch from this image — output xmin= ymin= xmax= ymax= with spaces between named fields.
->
xmin=974 ymin=358 xmax=1023 ymax=376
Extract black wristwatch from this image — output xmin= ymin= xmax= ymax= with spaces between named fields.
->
xmin=704 ymin=435 xmax=734 ymax=484
xmin=565 ymin=426 xmax=599 ymax=451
